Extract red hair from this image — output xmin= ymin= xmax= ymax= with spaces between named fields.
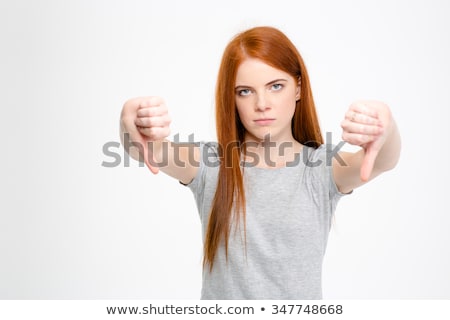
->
xmin=204 ymin=26 xmax=323 ymax=271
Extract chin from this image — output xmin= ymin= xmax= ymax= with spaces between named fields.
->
xmin=246 ymin=129 xmax=274 ymax=142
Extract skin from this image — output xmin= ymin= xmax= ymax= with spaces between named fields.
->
xmin=336 ymin=100 xmax=401 ymax=193
xmin=119 ymin=58 xmax=401 ymax=192
xmin=234 ymin=58 xmax=303 ymax=167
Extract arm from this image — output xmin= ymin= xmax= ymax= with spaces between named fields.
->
xmin=333 ymin=100 xmax=401 ymax=194
xmin=119 ymin=96 xmax=199 ymax=184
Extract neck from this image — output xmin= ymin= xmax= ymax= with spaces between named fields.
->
xmin=242 ymin=134 xmax=302 ymax=168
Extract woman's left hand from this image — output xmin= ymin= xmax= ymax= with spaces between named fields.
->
xmin=341 ymin=100 xmax=393 ymax=181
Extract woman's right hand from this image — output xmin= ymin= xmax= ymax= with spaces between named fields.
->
xmin=133 ymin=96 xmax=171 ymax=140
xmin=120 ymin=96 xmax=171 ymax=174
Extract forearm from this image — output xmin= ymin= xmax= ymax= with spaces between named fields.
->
xmin=119 ymin=127 xmax=199 ymax=183
xmin=150 ymin=140 xmax=200 ymax=184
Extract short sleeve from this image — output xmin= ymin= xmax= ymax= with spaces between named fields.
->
xmin=305 ymin=144 xmax=351 ymax=216
xmin=182 ymin=141 xmax=220 ymax=221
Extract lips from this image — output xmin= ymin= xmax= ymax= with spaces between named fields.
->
xmin=254 ymin=118 xmax=275 ymax=126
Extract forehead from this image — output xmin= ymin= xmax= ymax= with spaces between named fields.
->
xmin=235 ymin=58 xmax=292 ymax=85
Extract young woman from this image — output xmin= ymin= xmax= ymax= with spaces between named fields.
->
xmin=120 ymin=26 xmax=401 ymax=299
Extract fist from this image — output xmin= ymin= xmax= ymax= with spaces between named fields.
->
xmin=341 ymin=100 xmax=392 ymax=181
xmin=120 ymin=96 xmax=171 ymax=174
xmin=133 ymin=96 xmax=171 ymax=141
xmin=340 ymin=100 xmax=389 ymax=147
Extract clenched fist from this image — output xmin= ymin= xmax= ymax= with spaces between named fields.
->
xmin=340 ymin=100 xmax=393 ymax=181
xmin=120 ymin=96 xmax=171 ymax=174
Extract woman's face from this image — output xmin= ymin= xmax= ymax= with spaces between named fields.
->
xmin=234 ymin=58 xmax=300 ymax=143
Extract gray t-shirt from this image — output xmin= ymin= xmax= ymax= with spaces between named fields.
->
xmin=186 ymin=142 xmax=347 ymax=299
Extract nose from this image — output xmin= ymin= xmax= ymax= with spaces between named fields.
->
xmin=255 ymin=92 xmax=270 ymax=111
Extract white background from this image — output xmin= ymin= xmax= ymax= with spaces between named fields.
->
xmin=1 ymin=0 xmax=449 ymax=299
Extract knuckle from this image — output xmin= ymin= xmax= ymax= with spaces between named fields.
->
xmin=149 ymin=96 xmax=164 ymax=106
xmin=140 ymin=99 xmax=150 ymax=108
xmin=144 ymin=127 xmax=157 ymax=139
xmin=151 ymin=127 xmax=162 ymax=137
xmin=136 ymin=108 xmax=145 ymax=117
xmin=137 ymin=117 xmax=146 ymax=127
xmin=164 ymin=128 xmax=171 ymax=137
xmin=345 ymin=110 xmax=352 ymax=119
xmin=144 ymin=108 xmax=154 ymax=117
xmin=147 ymin=118 xmax=156 ymax=127
xmin=146 ymin=118 xmax=157 ymax=127
xmin=350 ymin=102 xmax=360 ymax=112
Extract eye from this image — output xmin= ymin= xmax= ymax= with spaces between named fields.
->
xmin=270 ymin=83 xmax=283 ymax=91
xmin=237 ymin=89 xmax=252 ymax=96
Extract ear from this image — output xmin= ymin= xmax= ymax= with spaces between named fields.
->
xmin=295 ymin=77 xmax=301 ymax=101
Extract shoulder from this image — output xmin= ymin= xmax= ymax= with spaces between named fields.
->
xmin=302 ymin=144 xmax=332 ymax=167
xmin=303 ymin=144 xmax=348 ymax=196
xmin=197 ymin=141 xmax=220 ymax=166
xmin=182 ymin=141 xmax=219 ymax=187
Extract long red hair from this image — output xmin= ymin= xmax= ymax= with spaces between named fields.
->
xmin=204 ymin=26 xmax=323 ymax=271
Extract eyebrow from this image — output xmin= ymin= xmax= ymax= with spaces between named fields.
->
xmin=235 ymin=78 xmax=288 ymax=90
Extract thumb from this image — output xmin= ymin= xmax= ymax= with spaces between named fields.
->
xmin=360 ymin=144 xmax=379 ymax=182
xmin=142 ymin=141 xmax=159 ymax=174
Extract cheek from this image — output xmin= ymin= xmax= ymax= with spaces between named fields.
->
xmin=236 ymin=103 xmax=252 ymax=123
xmin=279 ymin=95 xmax=297 ymax=116
xmin=289 ymin=100 xmax=297 ymax=116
